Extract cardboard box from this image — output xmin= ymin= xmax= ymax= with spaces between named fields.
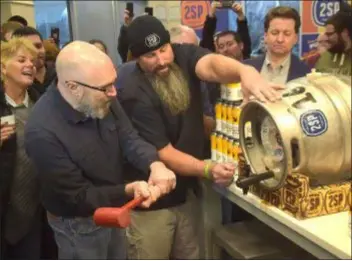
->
xmin=248 ymin=172 xmax=351 ymax=220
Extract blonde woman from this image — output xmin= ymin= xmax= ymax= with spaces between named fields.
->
xmin=0 ymin=37 xmax=44 ymax=259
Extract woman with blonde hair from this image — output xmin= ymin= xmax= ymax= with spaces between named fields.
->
xmin=0 ymin=37 xmax=44 ymax=259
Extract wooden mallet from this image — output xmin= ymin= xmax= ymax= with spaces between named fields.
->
xmin=93 ymin=197 xmax=143 ymax=228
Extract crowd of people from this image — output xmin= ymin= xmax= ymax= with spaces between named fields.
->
xmin=0 ymin=1 xmax=351 ymax=260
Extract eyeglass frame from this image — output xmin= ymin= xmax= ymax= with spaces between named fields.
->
xmin=65 ymin=80 xmax=116 ymax=94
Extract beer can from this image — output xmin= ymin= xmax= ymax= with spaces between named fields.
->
xmin=221 ymin=101 xmax=228 ymax=136
xmin=211 ymin=132 xmax=217 ymax=161
xmin=227 ymin=138 xmax=234 ymax=163
xmin=227 ymin=102 xmax=234 ymax=139
xmin=215 ymin=99 xmax=222 ymax=132
xmin=232 ymin=101 xmax=241 ymax=139
xmin=233 ymin=139 xmax=240 ymax=177
xmin=216 ymin=132 xmax=223 ymax=163
xmin=226 ymin=82 xmax=243 ymax=101
xmin=233 ymin=139 xmax=240 ymax=163
xmin=220 ymin=84 xmax=227 ymax=99
xmin=222 ymin=135 xmax=229 ymax=163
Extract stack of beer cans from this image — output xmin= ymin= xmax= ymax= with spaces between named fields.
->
xmin=210 ymin=83 xmax=251 ymax=179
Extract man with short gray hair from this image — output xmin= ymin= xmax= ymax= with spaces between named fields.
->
xmin=24 ymin=41 xmax=176 ymax=259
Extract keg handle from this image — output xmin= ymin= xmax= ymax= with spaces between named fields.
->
xmin=236 ymin=163 xmax=275 ymax=195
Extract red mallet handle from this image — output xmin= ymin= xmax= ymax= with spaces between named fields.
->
xmin=93 ymin=197 xmax=144 ymax=228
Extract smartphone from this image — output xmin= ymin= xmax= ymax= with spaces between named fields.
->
xmin=219 ymin=0 xmax=234 ymax=8
xmin=126 ymin=2 xmax=134 ymax=16
xmin=50 ymin=27 xmax=59 ymax=40
xmin=50 ymin=27 xmax=60 ymax=46
xmin=145 ymin=7 xmax=153 ymax=16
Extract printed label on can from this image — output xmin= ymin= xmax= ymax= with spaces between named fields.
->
xmin=215 ymin=102 xmax=222 ymax=132
xmin=222 ymin=138 xmax=228 ymax=162
xmin=216 ymin=121 xmax=221 ymax=132
xmin=228 ymin=86 xmax=243 ymax=101
xmin=216 ymin=135 xmax=223 ymax=163
xmin=233 ymin=124 xmax=239 ymax=139
xmin=300 ymin=110 xmax=328 ymax=137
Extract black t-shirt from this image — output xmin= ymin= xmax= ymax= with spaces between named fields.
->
xmin=118 ymin=44 xmax=211 ymax=210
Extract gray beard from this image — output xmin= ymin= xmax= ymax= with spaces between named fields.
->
xmin=146 ymin=62 xmax=191 ymax=116
xmin=75 ymin=94 xmax=110 ymax=119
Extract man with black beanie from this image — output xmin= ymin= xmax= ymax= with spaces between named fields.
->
xmin=118 ymin=15 xmax=283 ymax=259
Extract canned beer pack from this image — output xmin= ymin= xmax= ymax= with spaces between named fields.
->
xmin=211 ymin=82 xmax=252 ymax=178
xmin=210 ymin=132 xmax=241 ymax=177
xmin=214 ymin=99 xmax=242 ymax=140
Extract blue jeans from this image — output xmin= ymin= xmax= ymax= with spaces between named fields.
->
xmin=47 ymin=214 xmax=126 ymax=259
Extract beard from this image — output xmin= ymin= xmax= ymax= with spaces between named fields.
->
xmin=328 ymin=36 xmax=346 ymax=54
xmin=146 ymin=62 xmax=190 ymax=116
xmin=76 ymin=92 xmax=111 ymax=119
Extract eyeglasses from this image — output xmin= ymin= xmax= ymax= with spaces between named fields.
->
xmin=65 ymin=80 xmax=115 ymax=94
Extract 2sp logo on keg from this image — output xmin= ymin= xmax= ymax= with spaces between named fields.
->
xmin=181 ymin=1 xmax=210 ymax=30
xmin=300 ymin=110 xmax=328 ymax=137
xmin=312 ymin=0 xmax=340 ymax=27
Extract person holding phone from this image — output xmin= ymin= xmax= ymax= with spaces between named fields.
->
xmin=0 ymin=37 xmax=42 ymax=259
xmin=118 ymin=3 xmax=134 ymax=63
xmin=201 ymin=0 xmax=252 ymax=60
xmin=50 ymin=27 xmax=60 ymax=48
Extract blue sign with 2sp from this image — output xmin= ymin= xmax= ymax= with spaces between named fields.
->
xmin=312 ymin=0 xmax=340 ymax=27
xmin=300 ymin=110 xmax=328 ymax=137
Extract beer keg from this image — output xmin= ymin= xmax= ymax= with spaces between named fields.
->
xmin=238 ymin=73 xmax=351 ymax=191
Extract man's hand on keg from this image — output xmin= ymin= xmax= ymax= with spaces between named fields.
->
xmin=210 ymin=162 xmax=236 ymax=187
xmin=148 ymin=161 xmax=176 ymax=195
xmin=239 ymin=65 xmax=284 ymax=104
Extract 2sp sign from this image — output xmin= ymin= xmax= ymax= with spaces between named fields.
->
xmin=312 ymin=0 xmax=340 ymax=27
xmin=181 ymin=1 xmax=210 ymax=30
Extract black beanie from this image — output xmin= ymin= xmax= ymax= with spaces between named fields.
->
xmin=127 ymin=15 xmax=170 ymax=58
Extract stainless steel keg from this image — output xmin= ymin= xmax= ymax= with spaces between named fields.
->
xmin=238 ymin=73 xmax=351 ymax=191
